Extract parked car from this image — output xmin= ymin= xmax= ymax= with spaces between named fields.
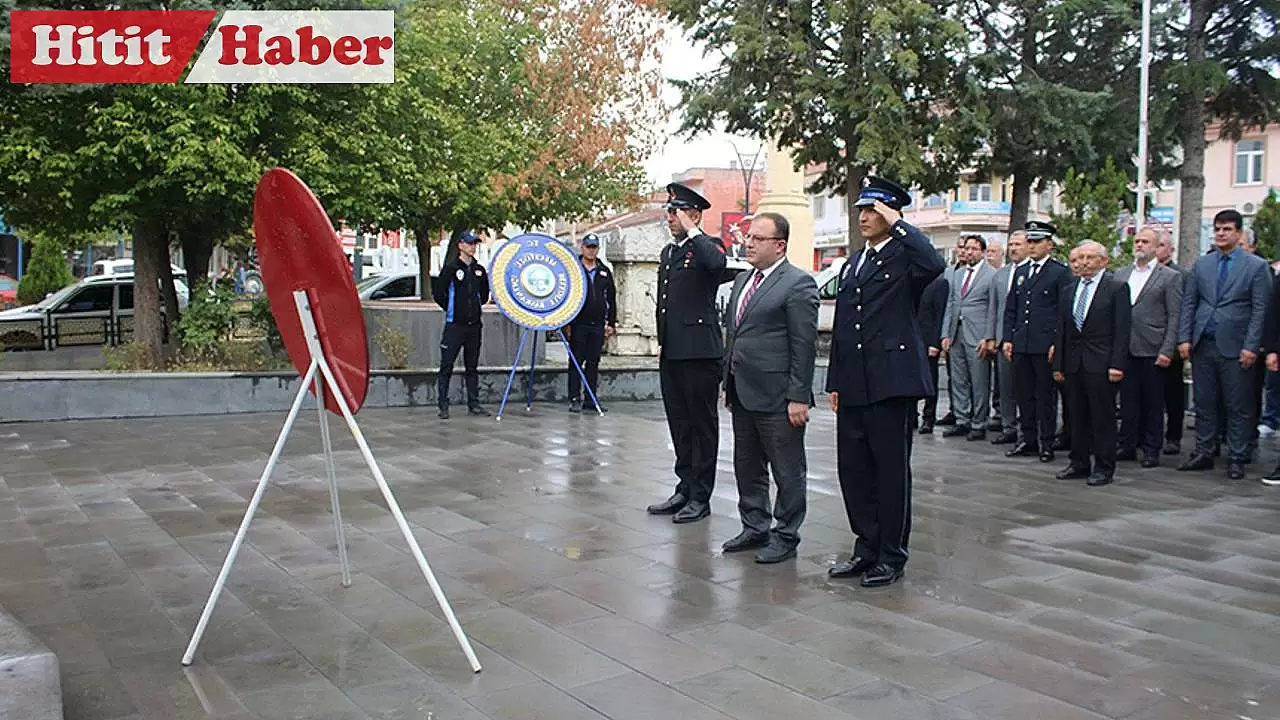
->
xmin=0 ymin=274 xmax=189 ymax=350
xmin=357 ymin=271 xmax=425 ymax=302
xmin=0 ymin=274 xmax=17 ymax=309
xmin=90 ymin=258 xmax=189 ymax=280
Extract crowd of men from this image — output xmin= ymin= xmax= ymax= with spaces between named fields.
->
xmin=920 ymin=210 xmax=1280 ymax=488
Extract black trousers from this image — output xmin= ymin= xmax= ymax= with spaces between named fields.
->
xmin=1118 ymin=356 xmax=1166 ymax=457
xmin=837 ymin=396 xmax=914 ymax=570
xmin=1014 ymin=352 xmax=1056 ymax=449
xmin=1164 ymin=353 xmax=1186 ymax=445
xmin=920 ymin=354 xmax=940 ymax=425
xmin=438 ymin=322 xmax=481 ymax=409
xmin=567 ymin=323 xmax=606 ymax=403
xmin=1066 ymin=372 xmax=1119 ymax=476
xmin=729 ymin=382 xmax=807 ymax=545
xmin=659 ymin=358 xmax=721 ymax=504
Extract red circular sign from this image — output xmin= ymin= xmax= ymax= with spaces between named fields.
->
xmin=253 ymin=168 xmax=369 ymax=415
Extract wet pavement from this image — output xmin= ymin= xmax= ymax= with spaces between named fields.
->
xmin=1 ymin=401 xmax=1278 ymax=720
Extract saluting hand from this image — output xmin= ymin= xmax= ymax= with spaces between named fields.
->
xmin=675 ymin=208 xmax=699 ymax=233
xmin=871 ymin=200 xmax=900 ymax=226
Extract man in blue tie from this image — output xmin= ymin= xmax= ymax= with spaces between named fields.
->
xmin=1177 ymin=209 xmax=1272 ymax=479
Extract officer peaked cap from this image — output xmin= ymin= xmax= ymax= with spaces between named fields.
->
xmin=853 ymin=176 xmax=912 ymax=210
xmin=665 ymin=183 xmax=712 ymax=211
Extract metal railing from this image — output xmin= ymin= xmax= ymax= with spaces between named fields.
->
xmin=0 ymin=314 xmax=169 ymax=352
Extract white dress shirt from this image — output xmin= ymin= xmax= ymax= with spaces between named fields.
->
xmin=1008 ymin=258 xmax=1029 ymax=294
xmin=1072 ymin=271 xmax=1102 ymax=324
xmin=735 ymin=255 xmax=786 ymax=320
xmin=852 ymin=237 xmax=892 ymax=277
xmin=1127 ymin=261 xmax=1154 ymax=304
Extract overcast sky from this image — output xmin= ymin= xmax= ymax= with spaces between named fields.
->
xmin=641 ymin=24 xmax=763 ymax=188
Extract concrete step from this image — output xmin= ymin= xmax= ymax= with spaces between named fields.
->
xmin=0 ymin=607 xmax=62 ymax=720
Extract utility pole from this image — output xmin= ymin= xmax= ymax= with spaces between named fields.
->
xmin=1135 ymin=0 xmax=1152 ymax=232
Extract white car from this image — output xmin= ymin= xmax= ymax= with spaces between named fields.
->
xmin=91 ymin=259 xmax=188 ymax=279
xmin=357 ymin=271 xmax=426 ymax=302
xmin=0 ymin=274 xmax=189 ymax=350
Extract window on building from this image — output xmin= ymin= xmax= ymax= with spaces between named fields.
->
xmin=1037 ymin=187 xmax=1055 ymax=211
xmin=924 ymin=193 xmax=947 ymax=209
xmin=968 ymin=183 xmax=992 ymax=202
xmin=1236 ymin=139 xmax=1264 ymax=185
xmin=812 ymin=196 xmax=825 ymax=220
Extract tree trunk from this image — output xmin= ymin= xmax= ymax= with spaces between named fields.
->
xmin=158 ymin=235 xmax=180 ymax=340
xmin=180 ymin=229 xmax=214 ymax=291
xmin=845 ymin=164 xmax=868 ymax=253
xmin=131 ymin=218 xmax=166 ymax=368
xmin=1008 ymin=171 xmax=1034 ymax=234
xmin=1177 ymin=0 xmax=1212 ymax=267
xmin=415 ymin=219 xmax=434 ymax=301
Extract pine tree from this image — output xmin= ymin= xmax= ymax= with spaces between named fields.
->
xmin=16 ymin=237 xmax=74 ymax=307
xmin=1252 ymin=188 xmax=1280 ymax=260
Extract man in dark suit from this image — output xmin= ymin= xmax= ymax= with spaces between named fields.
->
xmin=1002 ymin=221 xmax=1073 ymax=463
xmin=1177 ymin=209 xmax=1271 ymax=480
xmin=1114 ymin=227 xmax=1183 ymax=467
xmin=1155 ymin=230 xmax=1187 ymax=454
xmin=917 ymin=273 xmax=949 ymax=433
xmin=565 ymin=232 xmax=617 ymax=413
xmin=647 ymin=183 xmax=728 ymax=522
xmin=720 ymin=212 xmax=820 ymax=563
xmin=825 ymin=177 xmax=945 ymax=588
xmin=990 ymin=231 xmax=1028 ymax=444
xmin=1258 ymin=271 xmax=1280 ymax=487
xmin=1052 ymin=241 xmax=1131 ymax=486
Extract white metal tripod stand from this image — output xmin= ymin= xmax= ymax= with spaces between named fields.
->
xmin=181 ymin=290 xmax=482 ymax=673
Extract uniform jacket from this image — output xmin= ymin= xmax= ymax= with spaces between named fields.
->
xmin=1053 ymin=271 xmax=1131 ymax=375
xmin=656 ymin=231 xmax=727 ymax=361
xmin=723 ymin=260 xmax=819 ymax=413
xmin=432 ymin=257 xmax=490 ymax=325
xmin=1002 ymin=257 xmax=1072 ymax=354
xmin=824 ymin=220 xmax=946 ymax=406
xmin=571 ymin=259 xmax=618 ymax=327
xmin=942 ymin=260 xmax=998 ymax=346
xmin=1113 ymin=262 xmax=1182 ymax=358
xmin=1178 ymin=247 xmax=1271 ymax=357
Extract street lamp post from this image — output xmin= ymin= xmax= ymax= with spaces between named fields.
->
xmin=730 ymin=140 xmax=763 ymax=213
xmin=1135 ymin=0 xmax=1152 ymax=232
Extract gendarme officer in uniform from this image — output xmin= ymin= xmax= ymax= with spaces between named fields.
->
xmin=566 ymin=232 xmax=617 ymax=413
xmin=646 ymin=183 xmax=728 ymax=523
xmin=432 ymin=231 xmax=490 ymax=419
xmin=826 ymin=177 xmax=945 ymax=588
xmin=1001 ymin=220 xmax=1072 ymax=462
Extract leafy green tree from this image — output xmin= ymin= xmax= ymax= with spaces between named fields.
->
xmin=16 ymin=236 xmax=74 ymax=306
xmin=1252 ymin=188 xmax=1280 ymax=260
xmin=666 ymin=0 xmax=985 ymax=250
xmin=1050 ymin=158 xmax=1131 ymax=264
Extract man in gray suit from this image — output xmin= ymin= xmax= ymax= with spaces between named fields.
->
xmin=1114 ymin=227 xmax=1183 ymax=467
xmin=721 ymin=212 xmax=820 ymax=564
xmin=941 ymin=234 xmax=998 ymax=440
xmin=991 ymin=231 xmax=1028 ymax=444
xmin=1177 ymin=209 xmax=1272 ymax=479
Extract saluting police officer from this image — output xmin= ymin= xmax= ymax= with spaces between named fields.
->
xmin=566 ymin=232 xmax=617 ymax=413
xmin=432 ymin=231 xmax=490 ymax=419
xmin=1001 ymin=221 xmax=1073 ymax=462
xmin=646 ymin=183 xmax=727 ymax=524
xmin=826 ymin=177 xmax=945 ymax=588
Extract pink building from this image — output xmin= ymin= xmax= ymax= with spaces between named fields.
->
xmin=1202 ymin=122 xmax=1279 ymax=220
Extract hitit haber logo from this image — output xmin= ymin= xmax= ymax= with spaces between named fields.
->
xmin=9 ymin=10 xmax=395 ymax=84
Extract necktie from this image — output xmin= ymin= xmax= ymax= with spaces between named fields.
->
xmin=1215 ymin=254 xmax=1230 ymax=300
xmin=960 ymin=267 xmax=974 ymax=296
xmin=1073 ymin=278 xmax=1093 ymax=330
xmin=736 ymin=270 xmax=765 ymax=326
xmin=1030 ymin=262 xmax=1041 ymax=279
xmin=857 ymin=247 xmax=877 ymax=277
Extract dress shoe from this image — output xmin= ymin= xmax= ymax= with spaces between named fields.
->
xmin=942 ymin=425 xmax=970 ymax=438
xmin=1261 ymin=468 xmax=1280 ymax=486
xmin=1087 ymin=473 xmax=1114 ymax=487
xmin=754 ymin=539 xmax=798 ymax=564
xmin=1177 ymin=455 xmax=1214 ymax=471
xmin=1005 ymin=442 xmax=1039 ymax=457
xmin=1140 ymin=454 xmax=1159 ymax=468
xmin=991 ymin=431 xmax=1018 ymax=445
xmin=1162 ymin=441 xmax=1181 ymax=455
xmin=828 ymin=556 xmax=876 ymax=578
xmin=918 ymin=424 xmax=934 ymax=435
xmin=468 ymin=405 xmax=489 ymax=416
xmin=646 ymin=493 xmax=687 ymax=515
xmin=1039 ymin=450 xmax=1055 ymax=463
xmin=860 ymin=563 xmax=905 ymax=588
xmin=722 ymin=530 xmax=770 ymax=553
xmin=1227 ymin=463 xmax=1245 ymax=480
xmin=937 ymin=413 xmax=956 ymax=426
xmin=1116 ymin=448 xmax=1137 ymax=462
xmin=1056 ymin=465 xmax=1090 ymax=480
xmin=437 ymin=407 xmax=450 ymax=419
xmin=966 ymin=429 xmax=987 ymax=441
xmin=568 ymin=399 xmax=582 ymax=413
xmin=672 ymin=501 xmax=710 ymax=523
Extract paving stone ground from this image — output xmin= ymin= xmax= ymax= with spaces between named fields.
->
xmin=1 ymin=401 xmax=1278 ymax=720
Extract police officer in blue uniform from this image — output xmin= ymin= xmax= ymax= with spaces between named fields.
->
xmin=826 ymin=177 xmax=945 ymax=588
xmin=1000 ymin=220 xmax=1072 ymax=462
xmin=646 ymin=183 xmax=728 ymax=523
xmin=566 ymin=232 xmax=617 ymax=413
xmin=432 ymin=231 xmax=490 ymax=419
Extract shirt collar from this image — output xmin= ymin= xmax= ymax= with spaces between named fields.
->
xmin=755 ymin=255 xmax=787 ymax=280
